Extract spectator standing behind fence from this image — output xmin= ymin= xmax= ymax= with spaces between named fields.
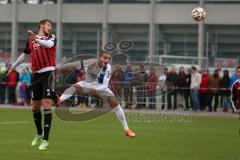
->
xmin=159 ymin=67 xmax=168 ymax=110
xmin=166 ymin=65 xmax=179 ymax=110
xmin=230 ymin=72 xmax=238 ymax=87
xmin=190 ymin=66 xmax=201 ymax=111
xmin=199 ymin=69 xmax=209 ymax=111
xmin=76 ymin=68 xmax=88 ymax=108
xmin=219 ymin=70 xmax=230 ymax=112
xmin=208 ymin=69 xmax=220 ymax=112
xmin=25 ymin=67 xmax=32 ymax=105
xmin=178 ymin=66 xmax=188 ymax=108
xmin=7 ymin=67 xmax=19 ymax=104
xmin=19 ymin=68 xmax=31 ymax=106
xmin=185 ymin=68 xmax=193 ymax=111
xmin=147 ymin=67 xmax=158 ymax=109
xmin=0 ymin=66 xmax=7 ymax=104
xmin=137 ymin=65 xmax=147 ymax=109
xmin=158 ymin=67 xmax=168 ymax=110
xmin=111 ymin=64 xmax=124 ymax=103
xmin=123 ymin=64 xmax=133 ymax=108
xmin=65 ymin=68 xmax=78 ymax=106
xmin=133 ymin=68 xmax=141 ymax=108
xmin=231 ymin=66 xmax=240 ymax=113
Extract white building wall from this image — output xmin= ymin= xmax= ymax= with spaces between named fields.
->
xmin=0 ymin=4 xmax=239 ymax=24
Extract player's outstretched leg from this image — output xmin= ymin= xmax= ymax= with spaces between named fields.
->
xmin=58 ymin=84 xmax=83 ymax=105
xmin=107 ymin=95 xmax=136 ymax=138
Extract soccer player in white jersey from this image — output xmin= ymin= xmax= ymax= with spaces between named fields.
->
xmin=56 ymin=51 xmax=136 ymax=138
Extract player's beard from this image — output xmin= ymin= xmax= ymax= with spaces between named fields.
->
xmin=44 ymin=32 xmax=49 ymax=36
xmin=43 ymin=30 xmax=50 ymax=37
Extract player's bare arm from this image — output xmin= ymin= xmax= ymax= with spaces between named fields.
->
xmin=55 ymin=58 xmax=97 ymax=72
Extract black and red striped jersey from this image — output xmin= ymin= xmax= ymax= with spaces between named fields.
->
xmin=231 ymin=79 xmax=240 ymax=110
xmin=23 ymin=34 xmax=56 ymax=72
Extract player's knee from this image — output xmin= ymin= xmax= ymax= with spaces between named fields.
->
xmin=73 ymin=84 xmax=83 ymax=92
xmin=32 ymin=107 xmax=40 ymax=112
xmin=42 ymin=99 xmax=52 ymax=109
xmin=107 ymin=96 xmax=119 ymax=108
xmin=32 ymin=101 xmax=41 ymax=111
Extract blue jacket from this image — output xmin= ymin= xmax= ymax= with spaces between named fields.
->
xmin=19 ymin=72 xmax=31 ymax=85
xmin=230 ymin=73 xmax=238 ymax=87
xmin=123 ymin=70 xmax=133 ymax=86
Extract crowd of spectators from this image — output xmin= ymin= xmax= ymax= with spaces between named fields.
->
xmin=0 ymin=64 xmax=31 ymax=106
xmin=110 ymin=64 xmax=235 ymax=112
xmin=0 ymin=62 xmax=237 ymax=112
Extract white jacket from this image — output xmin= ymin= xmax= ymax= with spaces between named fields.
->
xmin=190 ymin=72 xmax=202 ymax=89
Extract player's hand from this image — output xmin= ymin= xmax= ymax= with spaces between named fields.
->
xmin=27 ymin=30 xmax=36 ymax=42
xmin=54 ymin=66 xmax=59 ymax=73
xmin=7 ymin=68 xmax=13 ymax=76
xmin=88 ymin=88 xmax=96 ymax=96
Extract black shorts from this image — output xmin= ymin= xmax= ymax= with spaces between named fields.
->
xmin=31 ymin=71 xmax=55 ymax=101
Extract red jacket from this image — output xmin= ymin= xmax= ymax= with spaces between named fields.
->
xmin=8 ymin=70 xmax=19 ymax=88
xmin=199 ymin=74 xmax=209 ymax=93
xmin=110 ymin=69 xmax=123 ymax=94
xmin=231 ymin=80 xmax=240 ymax=110
xmin=147 ymin=73 xmax=158 ymax=92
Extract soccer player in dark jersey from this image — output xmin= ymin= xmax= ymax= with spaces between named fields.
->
xmin=8 ymin=19 xmax=56 ymax=150
xmin=231 ymin=65 xmax=240 ymax=113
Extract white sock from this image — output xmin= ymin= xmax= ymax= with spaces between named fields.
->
xmin=60 ymin=85 xmax=76 ymax=102
xmin=113 ymin=104 xmax=129 ymax=131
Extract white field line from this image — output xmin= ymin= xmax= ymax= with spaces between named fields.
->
xmin=0 ymin=121 xmax=30 ymax=125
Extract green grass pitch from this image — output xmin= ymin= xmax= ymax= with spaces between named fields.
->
xmin=0 ymin=108 xmax=239 ymax=160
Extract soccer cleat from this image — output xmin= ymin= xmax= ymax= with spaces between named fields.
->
xmin=31 ymin=135 xmax=43 ymax=146
xmin=125 ymin=129 xmax=136 ymax=138
xmin=38 ymin=140 xmax=49 ymax=151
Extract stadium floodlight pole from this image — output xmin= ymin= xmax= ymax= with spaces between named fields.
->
xmin=97 ymin=30 xmax=101 ymax=55
xmin=72 ymin=32 xmax=77 ymax=56
xmin=11 ymin=0 xmax=18 ymax=63
xmin=149 ymin=0 xmax=156 ymax=64
xmin=205 ymin=31 xmax=209 ymax=68
xmin=102 ymin=0 xmax=109 ymax=51
xmin=198 ymin=0 xmax=205 ymax=66
xmin=56 ymin=0 xmax=63 ymax=63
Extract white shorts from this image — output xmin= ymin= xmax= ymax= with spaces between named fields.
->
xmin=76 ymin=81 xmax=114 ymax=98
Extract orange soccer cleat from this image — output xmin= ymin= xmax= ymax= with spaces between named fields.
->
xmin=125 ymin=129 xmax=136 ymax=138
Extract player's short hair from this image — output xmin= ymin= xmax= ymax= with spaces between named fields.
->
xmin=38 ymin=19 xmax=53 ymax=30
xmin=236 ymin=65 xmax=240 ymax=71
xmin=99 ymin=50 xmax=110 ymax=57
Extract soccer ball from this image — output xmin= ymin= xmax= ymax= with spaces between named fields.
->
xmin=192 ymin=7 xmax=206 ymax=21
